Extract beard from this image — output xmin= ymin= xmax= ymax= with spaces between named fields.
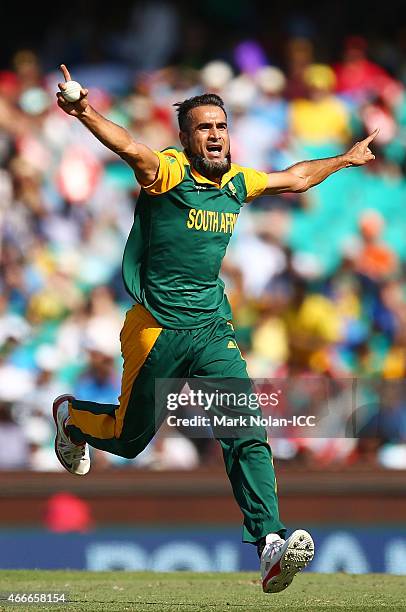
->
xmin=187 ymin=150 xmax=231 ymax=181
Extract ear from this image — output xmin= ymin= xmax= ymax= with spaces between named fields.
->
xmin=179 ymin=130 xmax=188 ymax=149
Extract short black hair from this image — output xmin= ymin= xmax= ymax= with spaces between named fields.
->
xmin=174 ymin=93 xmax=227 ymax=132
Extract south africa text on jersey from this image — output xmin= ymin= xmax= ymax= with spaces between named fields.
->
xmin=186 ymin=209 xmax=238 ymax=234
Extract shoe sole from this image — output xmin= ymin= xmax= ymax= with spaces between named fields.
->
xmin=53 ymin=394 xmax=81 ymax=475
xmin=263 ymin=529 xmax=315 ymax=593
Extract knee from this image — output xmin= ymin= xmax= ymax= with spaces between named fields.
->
xmin=114 ymin=428 xmax=154 ymax=459
xmin=115 ymin=439 xmax=146 ymax=460
xmin=120 ymin=450 xmax=139 ymax=460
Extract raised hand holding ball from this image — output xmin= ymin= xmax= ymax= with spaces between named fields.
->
xmin=57 ymin=64 xmax=89 ymax=117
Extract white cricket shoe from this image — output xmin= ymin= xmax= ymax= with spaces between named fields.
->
xmin=53 ymin=394 xmax=90 ymax=476
xmin=261 ymin=529 xmax=314 ymax=593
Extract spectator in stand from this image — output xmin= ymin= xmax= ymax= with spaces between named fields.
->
xmin=290 ymin=64 xmax=351 ymax=145
xmin=252 ymin=66 xmax=290 ymax=170
xmin=354 ymin=210 xmax=398 ymax=281
xmin=334 ymin=36 xmax=395 ymax=105
xmin=280 ymin=276 xmax=342 ymax=373
xmin=126 ymin=93 xmax=175 ymax=151
xmin=199 ymin=61 xmax=233 ymax=96
xmin=0 ymin=401 xmax=28 ymax=469
xmin=74 ymin=344 xmax=121 ymax=406
xmin=284 ymin=37 xmax=314 ymax=100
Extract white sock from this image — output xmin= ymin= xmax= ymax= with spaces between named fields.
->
xmin=266 ymin=533 xmax=284 ymax=545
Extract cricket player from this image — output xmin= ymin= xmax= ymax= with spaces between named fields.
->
xmin=53 ymin=64 xmax=377 ymax=593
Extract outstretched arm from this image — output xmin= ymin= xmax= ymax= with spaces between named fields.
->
xmin=56 ymin=64 xmax=159 ymax=185
xmin=264 ymin=129 xmax=379 ymax=195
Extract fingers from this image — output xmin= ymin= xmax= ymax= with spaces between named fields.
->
xmin=364 ymin=127 xmax=380 ymax=144
xmin=58 ymin=81 xmax=66 ymax=92
xmin=56 ymin=92 xmax=71 ymax=107
xmin=80 ymin=88 xmax=88 ymax=98
xmin=59 ymin=64 xmax=71 ymax=82
xmin=56 ymin=96 xmax=67 ymax=111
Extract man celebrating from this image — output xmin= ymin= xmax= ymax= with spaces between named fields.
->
xmin=53 ymin=64 xmax=377 ymax=593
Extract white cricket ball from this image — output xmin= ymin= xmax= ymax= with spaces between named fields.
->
xmin=62 ymin=80 xmax=82 ymax=102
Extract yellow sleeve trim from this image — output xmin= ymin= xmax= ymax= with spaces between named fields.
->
xmin=142 ymin=149 xmax=186 ymax=195
xmin=236 ymin=165 xmax=269 ymax=202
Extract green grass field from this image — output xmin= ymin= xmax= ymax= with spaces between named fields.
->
xmin=0 ymin=571 xmax=405 ymax=611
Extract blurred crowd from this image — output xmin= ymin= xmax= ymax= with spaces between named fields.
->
xmin=1 ymin=29 xmax=406 ymax=472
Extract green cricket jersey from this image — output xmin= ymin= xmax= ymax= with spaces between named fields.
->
xmin=122 ymin=148 xmax=268 ymax=329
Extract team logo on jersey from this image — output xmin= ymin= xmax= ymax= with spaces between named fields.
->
xmin=228 ymin=181 xmax=237 ymax=196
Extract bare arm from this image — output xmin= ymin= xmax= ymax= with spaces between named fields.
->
xmin=56 ymin=64 xmax=159 ymax=185
xmin=264 ymin=129 xmax=379 ymax=195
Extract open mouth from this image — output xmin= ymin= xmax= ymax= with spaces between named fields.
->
xmin=206 ymin=144 xmax=223 ymax=158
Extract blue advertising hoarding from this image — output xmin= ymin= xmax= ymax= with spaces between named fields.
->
xmin=0 ymin=527 xmax=405 ymax=574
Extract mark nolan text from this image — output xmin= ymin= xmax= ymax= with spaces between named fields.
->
xmin=167 ymin=415 xmax=316 ymax=428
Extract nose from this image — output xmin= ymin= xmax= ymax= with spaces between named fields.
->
xmin=209 ymin=126 xmax=220 ymax=140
